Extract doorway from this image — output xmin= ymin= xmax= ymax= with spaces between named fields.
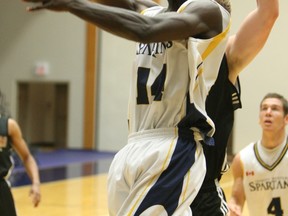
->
xmin=17 ymin=82 xmax=68 ymax=149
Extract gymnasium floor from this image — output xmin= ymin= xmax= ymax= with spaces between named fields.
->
xmin=11 ymin=149 xmax=115 ymax=187
xmin=11 ymin=149 xmax=249 ymax=216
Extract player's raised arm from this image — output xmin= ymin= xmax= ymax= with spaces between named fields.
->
xmin=91 ymin=0 xmax=156 ymax=11
xmin=23 ymin=0 xmax=225 ymax=43
xmin=225 ymin=0 xmax=279 ymax=83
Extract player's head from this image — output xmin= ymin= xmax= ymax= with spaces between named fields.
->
xmin=215 ymin=0 xmax=231 ymax=13
xmin=260 ymin=93 xmax=288 ymax=116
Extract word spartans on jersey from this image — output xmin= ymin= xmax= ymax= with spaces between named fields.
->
xmin=249 ymin=177 xmax=288 ymax=191
xmin=136 ymin=41 xmax=173 ymax=56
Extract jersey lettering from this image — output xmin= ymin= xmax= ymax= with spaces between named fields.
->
xmin=136 ymin=65 xmax=167 ymax=104
xmin=267 ymin=197 xmax=283 ymax=216
xmin=136 ymin=41 xmax=173 ymax=57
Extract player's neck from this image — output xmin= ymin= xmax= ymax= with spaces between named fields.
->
xmin=261 ymin=131 xmax=287 ymax=149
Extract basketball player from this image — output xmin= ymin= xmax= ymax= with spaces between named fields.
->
xmin=191 ymin=0 xmax=279 ymax=215
xmin=229 ymin=93 xmax=288 ymax=216
xmin=0 ymin=90 xmax=41 ymax=216
xmin=23 ymin=0 xmax=231 ymax=215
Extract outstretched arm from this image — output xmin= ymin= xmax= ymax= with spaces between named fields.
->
xmin=91 ymin=0 xmax=156 ymax=11
xmin=225 ymin=0 xmax=279 ymax=83
xmin=9 ymin=119 xmax=41 ymax=207
xmin=23 ymin=0 xmax=224 ymax=43
xmin=228 ymin=154 xmax=246 ymax=216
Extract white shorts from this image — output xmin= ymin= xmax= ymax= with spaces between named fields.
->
xmin=108 ymin=128 xmax=206 ymax=216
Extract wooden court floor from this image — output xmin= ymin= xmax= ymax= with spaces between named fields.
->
xmin=12 ymin=174 xmax=109 ymax=216
xmin=12 ymin=170 xmax=249 ymax=216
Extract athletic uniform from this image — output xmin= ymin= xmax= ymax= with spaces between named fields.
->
xmin=191 ymin=55 xmax=242 ymax=215
xmin=240 ymin=139 xmax=288 ymax=216
xmin=0 ymin=116 xmax=17 ymax=216
xmin=107 ymin=0 xmax=231 ymax=215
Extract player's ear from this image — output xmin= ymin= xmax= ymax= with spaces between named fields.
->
xmin=284 ymin=114 xmax=288 ymax=125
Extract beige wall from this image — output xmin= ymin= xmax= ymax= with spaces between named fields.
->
xmin=0 ymin=0 xmax=86 ymax=148
xmin=1 ymin=0 xmax=288 ymax=153
xmin=96 ymin=32 xmax=133 ymax=151
xmin=230 ymin=0 xmax=288 ymax=153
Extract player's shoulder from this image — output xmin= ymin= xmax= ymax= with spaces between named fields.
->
xmin=239 ymin=142 xmax=256 ymax=162
xmin=180 ymin=0 xmax=229 ymax=28
xmin=7 ymin=118 xmax=21 ymax=136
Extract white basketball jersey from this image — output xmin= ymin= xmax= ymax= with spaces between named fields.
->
xmin=128 ymin=0 xmax=231 ymax=141
xmin=240 ymin=141 xmax=288 ymax=216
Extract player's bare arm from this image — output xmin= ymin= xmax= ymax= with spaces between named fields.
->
xmin=8 ymin=119 xmax=31 ymax=162
xmin=225 ymin=0 xmax=278 ymax=83
xmin=23 ymin=0 xmax=224 ymax=43
xmin=8 ymin=119 xmax=41 ymax=207
xmin=0 ymin=136 xmax=7 ymax=148
xmin=228 ymin=153 xmax=246 ymax=216
xmin=92 ymin=0 xmax=157 ymax=12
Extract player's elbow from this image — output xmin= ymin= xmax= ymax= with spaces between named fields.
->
xmin=21 ymin=153 xmax=34 ymax=165
xmin=131 ymin=28 xmax=158 ymax=43
xmin=128 ymin=23 xmax=167 ymax=43
xmin=262 ymin=3 xmax=279 ymax=25
xmin=269 ymin=6 xmax=279 ymax=22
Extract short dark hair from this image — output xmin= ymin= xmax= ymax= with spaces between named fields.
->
xmin=215 ymin=0 xmax=231 ymax=13
xmin=260 ymin=93 xmax=288 ymax=116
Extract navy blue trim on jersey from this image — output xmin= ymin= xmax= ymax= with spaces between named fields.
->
xmin=135 ymin=129 xmax=197 ymax=215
